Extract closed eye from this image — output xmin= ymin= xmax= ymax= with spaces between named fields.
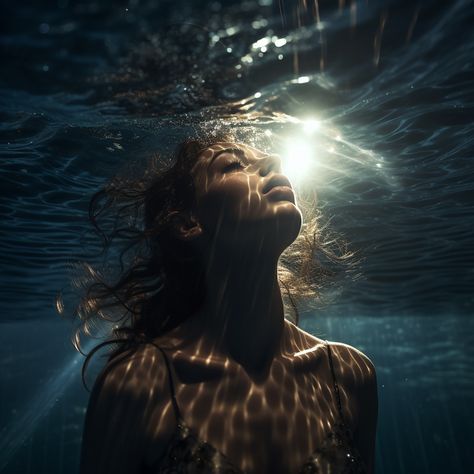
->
xmin=223 ymin=159 xmax=245 ymax=172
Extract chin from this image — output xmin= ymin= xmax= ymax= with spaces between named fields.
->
xmin=270 ymin=203 xmax=303 ymax=250
xmin=274 ymin=201 xmax=303 ymax=223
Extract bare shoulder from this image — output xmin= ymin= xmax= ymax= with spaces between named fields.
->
xmin=80 ymin=342 xmax=171 ymax=474
xmin=325 ymin=341 xmax=378 ymax=473
xmin=326 ymin=341 xmax=377 ymax=389
xmin=286 ymin=321 xmax=375 ymax=385
xmin=326 ymin=341 xmax=378 ymax=441
xmin=91 ymin=342 xmax=167 ymax=400
xmin=84 ymin=342 xmax=171 ymax=442
xmin=288 ymin=323 xmax=378 ymax=472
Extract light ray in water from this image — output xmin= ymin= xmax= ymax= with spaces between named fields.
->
xmin=0 ymin=340 xmax=95 ymax=471
xmin=278 ymin=0 xmax=286 ymax=28
xmin=406 ymin=6 xmax=421 ymax=44
xmin=374 ymin=11 xmax=388 ymax=66
xmin=351 ymin=0 xmax=357 ymax=29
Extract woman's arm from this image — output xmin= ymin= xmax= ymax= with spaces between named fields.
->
xmin=80 ymin=346 xmax=163 ymax=474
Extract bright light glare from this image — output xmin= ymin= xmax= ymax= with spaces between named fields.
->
xmin=282 ymin=138 xmax=314 ymax=182
xmin=302 ymin=119 xmax=320 ymax=134
xmin=297 ymin=76 xmax=310 ymax=84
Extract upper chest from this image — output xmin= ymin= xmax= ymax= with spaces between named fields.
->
xmin=142 ymin=344 xmax=359 ymax=473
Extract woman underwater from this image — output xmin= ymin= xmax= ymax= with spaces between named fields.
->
xmin=76 ymin=135 xmax=378 ymax=473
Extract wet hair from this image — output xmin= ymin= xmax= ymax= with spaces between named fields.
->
xmin=58 ymin=132 xmax=356 ymax=389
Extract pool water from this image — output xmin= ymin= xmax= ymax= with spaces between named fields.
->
xmin=1 ymin=0 xmax=473 ymax=473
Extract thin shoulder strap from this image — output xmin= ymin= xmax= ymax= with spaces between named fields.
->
xmin=147 ymin=341 xmax=183 ymax=424
xmin=325 ymin=340 xmax=346 ymax=425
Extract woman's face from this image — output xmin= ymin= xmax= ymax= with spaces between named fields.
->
xmin=190 ymin=142 xmax=303 ymax=255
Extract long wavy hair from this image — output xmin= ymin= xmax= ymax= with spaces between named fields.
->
xmin=58 ymin=132 xmax=356 ymax=389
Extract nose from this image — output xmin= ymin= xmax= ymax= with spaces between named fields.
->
xmin=259 ymin=154 xmax=282 ymax=176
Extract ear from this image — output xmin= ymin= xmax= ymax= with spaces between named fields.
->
xmin=169 ymin=211 xmax=203 ymax=242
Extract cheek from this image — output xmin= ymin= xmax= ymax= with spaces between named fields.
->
xmin=196 ymin=175 xmax=265 ymax=227
xmin=194 ymin=172 xmax=302 ymax=250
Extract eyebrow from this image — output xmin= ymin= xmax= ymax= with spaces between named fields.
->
xmin=207 ymin=147 xmax=247 ymax=168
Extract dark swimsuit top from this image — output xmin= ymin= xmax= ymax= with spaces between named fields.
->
xmin=142 ymin=341 xmax=367 ymax=474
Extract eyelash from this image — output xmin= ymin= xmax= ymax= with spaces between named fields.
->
xmin=223 ymin=159 xmax=245 ymax=172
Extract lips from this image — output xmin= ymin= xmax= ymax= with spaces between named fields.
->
xmin=262 ymin=175 xmax=293 ymax=194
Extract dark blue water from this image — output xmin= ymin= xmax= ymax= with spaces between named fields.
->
xmin=1 ymin=0 xmax=473 ymax=473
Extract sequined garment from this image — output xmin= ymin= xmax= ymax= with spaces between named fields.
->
xmin=142 ymin=342 xmax=367 ymax=474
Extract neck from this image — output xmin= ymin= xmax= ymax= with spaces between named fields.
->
xmin=192 ymin=246 xmax=289 ymax=381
